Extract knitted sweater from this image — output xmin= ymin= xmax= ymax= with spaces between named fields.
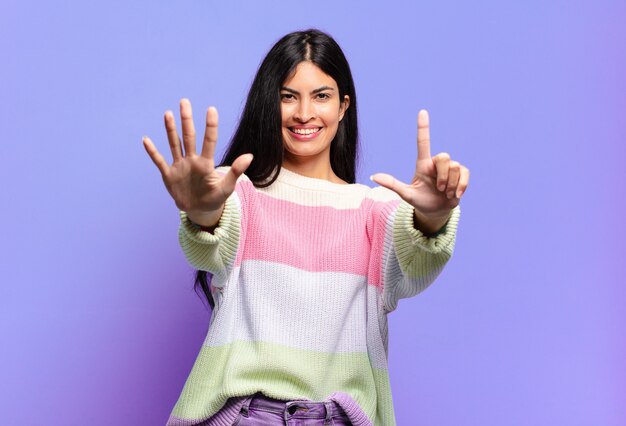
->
xmin=166 ymin=166 xmax=461 ymax=426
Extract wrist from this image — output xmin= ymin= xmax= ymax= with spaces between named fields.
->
xmin=412 ymin=209 xmax=451 ymax=236
xmin=187 ymin=205 xmax=225 ymax=229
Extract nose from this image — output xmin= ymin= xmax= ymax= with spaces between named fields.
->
xmin=293 ymin=98 xmax=315 ymax=122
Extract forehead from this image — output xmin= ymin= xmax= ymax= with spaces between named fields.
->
xmin=282 ymin=61 xmax=338 ymax=89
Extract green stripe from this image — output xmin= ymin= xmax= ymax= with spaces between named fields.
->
xmin=171 ymin=341 xmax=395 ymax=425
xmin=178 ymin=193 xmax=241 ymax=276
xmin=393 ymin=201 xmax=460 ymax=278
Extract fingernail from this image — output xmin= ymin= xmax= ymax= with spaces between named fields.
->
xmin=447 ymin=191 xmax=454 ymax=199
xmin=456 ymin=190 xmax=463 ymax=198
xmin=369 ymin=175 xmax=375 ymax=182
xmin=438 ymin=184 xmax=445 ymax=191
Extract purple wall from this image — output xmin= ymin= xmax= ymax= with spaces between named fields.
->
xmin=1 ymin=0 xmax=624 ymax=424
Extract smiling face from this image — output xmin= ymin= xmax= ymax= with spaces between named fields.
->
xmin=280 ymin=61 xmax=349 ymax=173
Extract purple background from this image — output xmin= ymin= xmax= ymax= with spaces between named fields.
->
xmin=2 ymin=0 xmax=624 ymax=425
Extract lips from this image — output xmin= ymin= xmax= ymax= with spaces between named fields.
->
xmin=288 ymin=127 xmax=322 ymax=140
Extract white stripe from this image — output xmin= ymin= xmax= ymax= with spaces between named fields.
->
xmin=204 ymin=260 xmax=389 ymax=368
xmin=259 ymin=180 xmax=401 ymax=209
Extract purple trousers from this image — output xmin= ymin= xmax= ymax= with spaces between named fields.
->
xmin=230 ymin=392 xmax=353 ymax=425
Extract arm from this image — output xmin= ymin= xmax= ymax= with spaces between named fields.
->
xmin=142 ymin=99 xmax=253 ymax=280
xmin=381 ymin=201 xmax=460 ymax=313
xmin=178 ymin=189 xmax=242 ymax=279
xmin=369 ymin=110 xmax=468 ymax=313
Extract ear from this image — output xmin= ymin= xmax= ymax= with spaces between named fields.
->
xmin=338 ymin=95 xmax=350 ymax=122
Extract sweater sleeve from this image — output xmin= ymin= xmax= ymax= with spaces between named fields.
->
xmin=177 ymin=169 xmax=247 ymax=282
xmin=380 ymin=200 xmax=461 ymax=313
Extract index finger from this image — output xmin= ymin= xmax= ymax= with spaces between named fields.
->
xmin=417 ymin=109 xmax=431 ymax=160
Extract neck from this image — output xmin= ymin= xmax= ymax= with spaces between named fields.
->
xmin=282 ymin=152 xmax=342 ymax=183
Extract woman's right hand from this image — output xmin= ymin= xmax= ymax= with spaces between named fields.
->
xmin=142 ymin=98 xmax=253 ymax=227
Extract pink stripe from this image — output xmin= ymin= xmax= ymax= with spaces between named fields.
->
xmin=234 ymin=183 xmax=399 ymax=286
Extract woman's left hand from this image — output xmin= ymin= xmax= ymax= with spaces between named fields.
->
xmin=370 ymin=109 xmax=469 ymax=235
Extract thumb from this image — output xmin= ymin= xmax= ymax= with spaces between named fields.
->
xmin=370 ymin=173 xmax=411 ymax=199
xmin=222 ymin=153 xmax=253 ymax=194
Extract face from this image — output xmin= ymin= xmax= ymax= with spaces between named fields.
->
xmin=280 ymin=61 xmax=349 ymax=166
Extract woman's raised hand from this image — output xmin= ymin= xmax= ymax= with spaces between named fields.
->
xmin=142 ymin=99 xmax=253 ymax=227
xmin=371 ymin=110 xmax=469 ymax=235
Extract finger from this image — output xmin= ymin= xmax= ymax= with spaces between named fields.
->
xmin=164 ymin=110 xmax=183 ymax=161
xmin=221 ymin=153 xmax=254 ymax=195
xmin=456 ymin=166 xmax=470 ymax=198
xmin=370 ymin=173 xmax=413 ymax=200
xmin=432 ymin=153 xmax=450 ymax=191
xmin=417 ymin=109 xmax=431 ymax=161
xmin=446 ymin=161 xmax=461 ymax=199
xmin=180 ymin=98 xmax=196 ymax=156
xmin=201 ymin=106 xmax=218 ymax=160
xmin=142 ymin=136 xmax=169 ymax=176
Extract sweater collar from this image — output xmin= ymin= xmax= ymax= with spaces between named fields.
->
xmin=275 ymin=166 xmax=366 ymax=193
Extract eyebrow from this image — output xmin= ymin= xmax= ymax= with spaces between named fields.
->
xmin=280 ymin=86 xmax=335 ymax=95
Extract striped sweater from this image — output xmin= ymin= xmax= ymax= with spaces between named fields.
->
xmin=166 ymin=166 xmax=461 ymax=426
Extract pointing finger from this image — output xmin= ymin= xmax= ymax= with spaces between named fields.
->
xmin=417 ymin=109 xmax=431 ymax=161
xmin=180 ymin=98 xmax=196 ymax=156
xmin=201 ymin=106 xmax=218 ymax=161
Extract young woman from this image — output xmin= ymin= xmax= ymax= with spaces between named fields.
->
xmin=143 ymin=29 xmax=469 ymax=426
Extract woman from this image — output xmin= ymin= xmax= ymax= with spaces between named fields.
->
xmin=143 ymin=29 xmax=468 ymax=426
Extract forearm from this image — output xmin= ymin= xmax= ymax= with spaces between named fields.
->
xmin=178 ymin=196 xmax=241 ymax=274
xmin=381 ymin=203 xmax=460 ymax=312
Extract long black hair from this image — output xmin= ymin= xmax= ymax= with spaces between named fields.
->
xmin=195 ymin=28 xmax=359 ymax=309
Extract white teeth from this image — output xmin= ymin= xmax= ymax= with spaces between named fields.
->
xmin=292 ymin=128 xmax=320 ymax=135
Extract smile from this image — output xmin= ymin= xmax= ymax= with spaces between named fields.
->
xmin=288 ymin=127 xmax=322 ymax=140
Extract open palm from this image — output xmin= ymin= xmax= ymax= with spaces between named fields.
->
xmin=142 ymin=99 xmax=253 ymax=226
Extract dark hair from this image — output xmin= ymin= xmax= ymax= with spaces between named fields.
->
xmin=195 ymin=28 xmax=359 ymax=309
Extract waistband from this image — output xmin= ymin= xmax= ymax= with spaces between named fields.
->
xmin=241 ymin=392 xmax=349 ymax=421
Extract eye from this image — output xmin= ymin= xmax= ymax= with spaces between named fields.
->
xmin=316 ymin=92 xmax=331 ymax=100
xmin=280 ymin=93 xmax=296 ymax=102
